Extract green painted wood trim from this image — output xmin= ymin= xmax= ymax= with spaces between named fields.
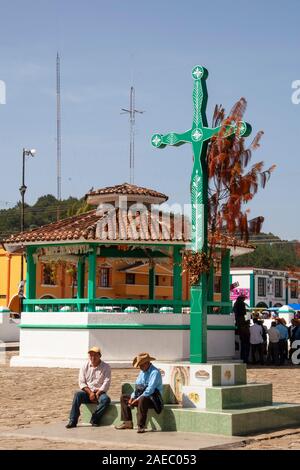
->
xmin=221 ymin=249 xmax=231 ymax=313
xmin=20 ymin=242 xmax=185 ymax=249
xmin=88 ymin=246 xmax=97 ymax=311
xmin=19 ymin=323 xmax=236 ymax=330
xmin=23 ymin=298 xmax=190 ymax=306
xmin=173 ymin=246 xmax=182 ymax=313
xmin=26 ymin=246 xmax=37 ymax=312
xmin=99 ymin=247 xmax=168 ymax=258
xmin=77 ymin=258 xmax=85 ymax=299
xmin=207 ymin=265 xmax=214 ymax=302
xmin=250 ymin=272 xmax=255 ymax=308
xmin=149 ymin=267 xmax=155 ymax=300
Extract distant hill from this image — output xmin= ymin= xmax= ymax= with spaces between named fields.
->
xmin=232 ymin=232 xmax=300 ymax=270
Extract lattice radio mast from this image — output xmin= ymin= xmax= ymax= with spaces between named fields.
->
xmin=56 ymin=52 xmax=62 ymax=202
xmin=121 ymin=87 xmax=143 ymax=184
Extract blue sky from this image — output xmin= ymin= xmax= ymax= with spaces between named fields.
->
xmin=0 ymin=0 xmax=299 ymax=240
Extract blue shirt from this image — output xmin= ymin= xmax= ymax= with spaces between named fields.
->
xmin=131 ymin=364 xmax=163 ymax=400
xmin=276 ymin=324 xmax=289 ymax=340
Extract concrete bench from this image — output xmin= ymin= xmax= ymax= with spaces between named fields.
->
xmin=81 ymin=382 xmax=300 ymax=436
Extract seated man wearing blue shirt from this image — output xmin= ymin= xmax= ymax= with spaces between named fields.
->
xmin=115 ymin=352 xmax=163 ymax=434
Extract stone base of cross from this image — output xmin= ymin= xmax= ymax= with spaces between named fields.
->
xmin=152 ymin=65 xmax=251 ymax=363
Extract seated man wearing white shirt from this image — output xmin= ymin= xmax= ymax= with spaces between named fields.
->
xmin=66 ymin=346 xmax=111 ymax=428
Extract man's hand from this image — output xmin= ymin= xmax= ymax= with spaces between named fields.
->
xmin=89 ymin=392 xmax=97 ymax=403
xmin=129 ymin=398 xmax=139 ymax=407
xmin=95 ymin=390 xmax=104 ymax=399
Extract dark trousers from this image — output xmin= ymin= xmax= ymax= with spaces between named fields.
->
xmin=267 ymin=342 xmax=279 ymax=365
xmin=240 ymin=339 xmax=250 ymax=363
xmin=120 ymin=394 xmax=155 ymax=428
xmin=69 ymin=390 xmax=111 ymax=425
xmin=251 ymin=343 xmax=264 ymax=365
xmin=278 ymin=339 xmax=288 ymax=364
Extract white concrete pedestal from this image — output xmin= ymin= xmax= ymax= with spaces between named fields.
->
xmin=10 ymin=312 xmax=236 ymax=368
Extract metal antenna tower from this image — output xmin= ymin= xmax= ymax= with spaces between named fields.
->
xmin=56 ymin=52 xmax=62 ymax=202
xmin=121 ymin=87 xmax=143 ymax=184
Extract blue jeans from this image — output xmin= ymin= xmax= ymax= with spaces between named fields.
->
xmin=69 ymin=390 xmax=111 ymax=425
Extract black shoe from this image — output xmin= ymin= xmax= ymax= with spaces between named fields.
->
xmin=66 ymin=421 xmax=77 ymax=429
xmin=90 ymin=419 xmax=100 ymax=427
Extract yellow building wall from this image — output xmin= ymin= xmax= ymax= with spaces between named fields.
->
xmin=0 ymin=249 xmax=192 ymax=305
xmin=0 ymin=248 xmax=25 ymax=307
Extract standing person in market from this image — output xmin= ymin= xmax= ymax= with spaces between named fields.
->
xmin=267 ymin=321 xmax=280 ymax=365
xmin=233 ymin=295 xmax=249 ymax=362
xmin=250 ymin=318 xmax=264 ymax=365
xmin=276 ymin=318 xmax=289 ymax=365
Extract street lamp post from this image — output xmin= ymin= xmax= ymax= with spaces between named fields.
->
xmin=19 ymin=148 xmax=36 ymax=286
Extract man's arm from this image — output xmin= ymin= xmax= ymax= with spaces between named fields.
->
xmin=79 ymin=364 xmax=97 ymax=402
xmin=96 ymin=365 xmax=111 ymax=396
xmin=137 ymin=369 xmax=160 ymax=399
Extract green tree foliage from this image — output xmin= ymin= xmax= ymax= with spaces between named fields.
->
xmin=232 ymin=233 xmax=300 ymax=270
xmin=0 ymin=194 xmax=92 ymax=239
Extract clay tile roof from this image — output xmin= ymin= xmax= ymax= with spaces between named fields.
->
xmin=1 ymin=206 xmax=254 ymax=251
xmin=86 ymin=182 xmax=168 ymax=201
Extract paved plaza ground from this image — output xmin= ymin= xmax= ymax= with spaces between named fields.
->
xmin=0 ymin=352 xmax=300 ymax=450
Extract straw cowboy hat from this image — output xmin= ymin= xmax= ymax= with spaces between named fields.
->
xmin=275 ymin=317 xmax=287 ymax=325
xmin=132 ymin=352 xmax=156 ymax=368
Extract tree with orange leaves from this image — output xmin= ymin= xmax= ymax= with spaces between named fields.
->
xmin=207 ymin=97 xmax=276 ymax=247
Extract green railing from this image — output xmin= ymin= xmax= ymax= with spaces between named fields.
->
xmin=23 ymin=298 xmax=233 ymax=314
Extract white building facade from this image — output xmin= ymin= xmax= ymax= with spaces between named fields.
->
xmin=230 ymin=267 xmax=300 ymax=309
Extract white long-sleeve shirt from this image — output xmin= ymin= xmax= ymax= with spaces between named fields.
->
xmin=250 ymin=323 xmax=264 ymax=345
xmin=79 ymin=360 xmax=111 ymax=393
xmin=268 ymin=327 xmax=280 ymax=343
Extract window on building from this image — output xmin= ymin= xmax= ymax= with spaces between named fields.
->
xmin=99 ymin=267 xmax=110 ymax=288
xmin=155 ymin=275 xmax=160 ymax=286
xmin=126 ymin=273 xmax=135 ymax=285
xmin=274 ymin=278 xmax=283 ymax=298
xmin=290 ymin=280 xmax=298 ymax=299
xmin=257 ymin=277 xmax=266 ymax=297
xmin=42 ymin=264 xmax=57 ymax=286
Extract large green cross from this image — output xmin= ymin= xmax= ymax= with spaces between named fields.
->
xmin=151 ymin=65 xmax=251 ymax=363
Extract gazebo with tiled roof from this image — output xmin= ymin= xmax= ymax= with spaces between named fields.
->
xmin=3 ymin=182 xmax=253 ymax=314
xmin=2 ymin=182 xmax=254 ymax=367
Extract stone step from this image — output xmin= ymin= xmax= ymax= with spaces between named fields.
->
xmin=182 ymin=383 xmax=273 ymax=410
xmin=81 ymin=402 xmax=300 ymax=436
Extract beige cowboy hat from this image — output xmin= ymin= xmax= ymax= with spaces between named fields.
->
xmin=132 ymin=352 xmax=156 ymax=368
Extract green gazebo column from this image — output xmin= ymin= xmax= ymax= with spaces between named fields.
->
xmin=77 ymin=257 xmax=85 ymax=311
xmin=87 ymin=246 xmax=97 ymax=312
xmin=221 ymin=249 xmax=231 ymax=314
xmin=26 ymin=246 xmax=36 ymax=312
xmin=173 ymin=246 xmax=182 ymax=313
xmin=149 ymin=261 xmax=155 ymax=313
xmin=207 ymin=264 xmax=214 ymax=306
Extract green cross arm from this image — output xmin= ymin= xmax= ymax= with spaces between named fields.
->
xmin=151 ymin=65 xmax=251 ymax=163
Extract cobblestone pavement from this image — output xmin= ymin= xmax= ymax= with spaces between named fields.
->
xmin=0 ymin=353 xmax=299 ymax=449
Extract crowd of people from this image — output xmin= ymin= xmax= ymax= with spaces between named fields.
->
xmin=233 ymin=295 xmax=300 ymax=365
